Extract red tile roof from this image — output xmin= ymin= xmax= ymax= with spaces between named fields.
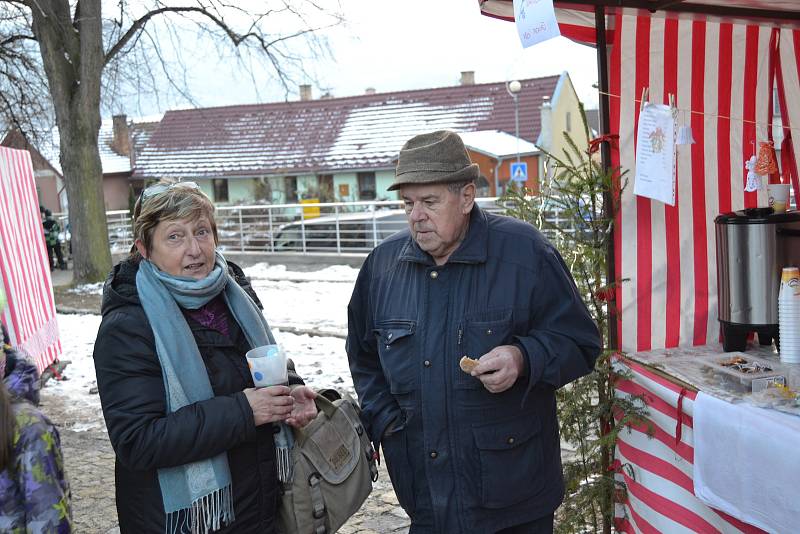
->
xmin=133 ymin=75 xmax=560 ymax=180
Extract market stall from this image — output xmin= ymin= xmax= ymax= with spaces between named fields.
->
xmin=479 ymin=1 xmax=800 ymax=531
xmin=0 ymin=146 xmax=61 ymax=372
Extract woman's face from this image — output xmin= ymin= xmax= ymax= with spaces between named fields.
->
xmin=136 ymin=216 xmax=216 ymax=279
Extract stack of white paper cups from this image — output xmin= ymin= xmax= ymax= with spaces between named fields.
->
xmin=779 ymin=266 xmax=800 ymax=363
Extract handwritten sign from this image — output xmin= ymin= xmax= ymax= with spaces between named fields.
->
xmin=634 ymin=103 xmax=677 ymax=205
xmin=513 ymin=0 xmax=560 ymax=48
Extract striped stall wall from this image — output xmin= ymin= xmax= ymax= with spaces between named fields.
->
xmin=613 ymin=357 xmax=766 ymax=533
xmin=608 ymin=13 xmax=786 ymax=355
xmin=0 ymin=147 xmax=61 ymax=372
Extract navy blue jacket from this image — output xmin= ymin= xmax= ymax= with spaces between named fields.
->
xmin=346 ymin=205 xmax=602 ymax=533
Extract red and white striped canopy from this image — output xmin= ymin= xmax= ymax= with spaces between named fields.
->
xmin=0 ymin=147 xmax=61 ymax=372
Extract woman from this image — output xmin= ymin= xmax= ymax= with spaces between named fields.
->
xmin=0 ymin=348 xmax=72 ymax=533
xmin=93 ymin=181 xmax=317 ymax=534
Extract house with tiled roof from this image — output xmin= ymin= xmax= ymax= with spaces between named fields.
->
xmin=134 ymin=71 xmax=587 ymax=204
xmin=2 ymin=115 xmax=160 ymax=212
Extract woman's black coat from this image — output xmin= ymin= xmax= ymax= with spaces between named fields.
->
xmin=93 ymin=259 xmax=300 ymax=533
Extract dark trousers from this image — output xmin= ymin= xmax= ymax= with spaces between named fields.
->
xmin=409 ymin=512 xmax=554 ymax=534
xmin=496 ymin=514 xmax=554 ymax=533
xmin=47 ymin=242 xmax=65 ymax=269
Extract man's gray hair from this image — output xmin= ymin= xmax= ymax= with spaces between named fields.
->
xmin=447 ymin=179 xmax=474 ymax=194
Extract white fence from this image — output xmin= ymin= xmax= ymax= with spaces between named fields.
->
xmin=55 ymin=198 xmax=578 ymax=256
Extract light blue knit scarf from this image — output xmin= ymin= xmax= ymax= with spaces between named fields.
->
xmin=136 ymin=251 xmax=289 ymax=534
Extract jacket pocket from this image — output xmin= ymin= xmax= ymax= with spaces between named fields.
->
xmin=472 ymin=416 xmax=543 ymax=508
xmin=456 ymin=310 xmax=513 ymax=390
xmin=374 ymin=320 xmax=417 ymax=395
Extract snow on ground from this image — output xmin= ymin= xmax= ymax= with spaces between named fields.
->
xmin=244 ymin=263 xmax=359 ymax=283
xmin=49 ymin=263 xmax=358 ymax=431
xmin=67 ymin=282 xmax=104 ymax=295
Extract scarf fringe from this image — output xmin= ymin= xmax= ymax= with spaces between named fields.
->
xmin=165 ymin=484 xmax=235 ymax=534
xmin=276 ymin=445 xmax=293 ymax=483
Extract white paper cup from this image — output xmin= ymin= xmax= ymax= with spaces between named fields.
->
xmin=245 ymin=344 xmax=288 ymax=387
xmin=768 ymin=183 xmax=791 ymax=213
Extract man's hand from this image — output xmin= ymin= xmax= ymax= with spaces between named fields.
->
xmin=244 ymin=386 xmax=294 ymax=426
xmin=471 ymin=345 xmax=525 ymax=393
xmin=286 ymin=386 xmax=318 ymax=428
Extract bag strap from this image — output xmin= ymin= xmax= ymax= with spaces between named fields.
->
xmin=308 ymin=472 xmax=328 ymax=534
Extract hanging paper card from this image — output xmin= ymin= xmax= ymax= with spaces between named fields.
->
xmin=513 ymin=0 xmax=560 ymax=48
xmin=634 ymin=103 xmax=677 ymax=205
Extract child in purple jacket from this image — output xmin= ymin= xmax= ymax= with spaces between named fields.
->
xmin=0 ymin=341 xmax=72 ymax=533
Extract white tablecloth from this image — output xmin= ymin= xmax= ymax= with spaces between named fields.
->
xmin=694 ymin=392 xmax=800 ymax=533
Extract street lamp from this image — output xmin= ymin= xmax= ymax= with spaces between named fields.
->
xmin=507 ymin=80 xmax=522 ymax=164
xmin=506 ymin=80 xmax=522 ymax=194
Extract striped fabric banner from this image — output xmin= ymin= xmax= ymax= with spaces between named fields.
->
xmin=0 ymin=147 xmax=61 ymax=372
xmin=609 ymin=13 xmax=782 ymax=354
xmin=613 ymin=357 xmax=767 ymax=533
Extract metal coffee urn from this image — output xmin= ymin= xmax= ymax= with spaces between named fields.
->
xmin=715 ymin=208 xmax=800 ymax=352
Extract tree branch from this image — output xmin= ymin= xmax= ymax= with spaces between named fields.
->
xmin=105 ymin=6 xmax=243 ymax=66
xmin=0 ymin=34 xmax=35 ymax=47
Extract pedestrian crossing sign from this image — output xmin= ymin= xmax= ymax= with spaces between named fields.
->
xmin=510 ymin=162 xmax=528 ymax=182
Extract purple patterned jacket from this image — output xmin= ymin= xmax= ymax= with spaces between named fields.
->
xmin=0 ymin=353 xmax=72 ymax=533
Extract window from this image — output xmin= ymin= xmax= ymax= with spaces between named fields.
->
xmin=566 ymin=112 xmax=572 ymax=132
xmin=318 ymin=174 xmax=334 ymax=202
xmin=358 ymin=172 xmax=376 ymax=200
xmin=212 ymin=179 xmax=229 ymax=202
xmin=285 ymin=176 xmax=298 ymax=203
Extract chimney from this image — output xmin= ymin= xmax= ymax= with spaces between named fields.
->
xmin=111 ymin=114 xmax=132 ymax=157
xmin=460 ymin=71 xmax=475 ymax=86
xmin=365 ymin=87 xmax=376 ymax=95
xmin=299 ymin=84 xmax=313 ymax=101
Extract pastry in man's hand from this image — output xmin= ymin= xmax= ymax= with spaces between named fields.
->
xmin=459 ymin=356 xmax=479 ymax=374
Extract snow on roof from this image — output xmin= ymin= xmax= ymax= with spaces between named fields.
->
xmin=38 ymin=115 xmax=162 ymax=177
xmin=459 ymin=130 xmax=539 ymax=159
xmin=134 ymin=76 xmax=560 ymax=180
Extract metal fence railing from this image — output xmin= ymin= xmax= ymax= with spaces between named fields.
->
xmin=55 ymin=198 xmax=580 ymax=256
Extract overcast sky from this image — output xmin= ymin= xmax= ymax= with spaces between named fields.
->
xmin=116 ymin=0 xmax=599 ymax=117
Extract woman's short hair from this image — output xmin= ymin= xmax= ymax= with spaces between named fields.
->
xmin=130 ymin=181 xmax=218 ymax=260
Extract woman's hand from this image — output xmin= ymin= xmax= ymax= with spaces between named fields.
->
xmin=244 ymin=386 xmax=294 ymax=426
xmin=286 ymin=386 xmax=318 ymax=428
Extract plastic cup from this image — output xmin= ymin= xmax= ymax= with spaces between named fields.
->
xmin=245 ymin=344 xmax=288 ymax=387
xmin=768 ymin=183 xmax=791 ymax=213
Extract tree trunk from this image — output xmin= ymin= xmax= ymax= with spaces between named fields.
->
xmin=59 ymin=114 xmax=111 ymax=283
xmin=30 ymin=0 xmax=111 ymax=283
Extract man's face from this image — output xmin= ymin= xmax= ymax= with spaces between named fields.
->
xmin=400 ymin=182 xmax=475 ymax=264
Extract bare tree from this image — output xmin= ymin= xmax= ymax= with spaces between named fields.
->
xmin=0 ymin=0 xmax=342 ymax=283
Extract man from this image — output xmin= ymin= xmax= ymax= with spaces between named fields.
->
xmin=42 ymin=209 xmax=67 ymax=271
xmin=346 ymin=131 xmax=602 ymax=534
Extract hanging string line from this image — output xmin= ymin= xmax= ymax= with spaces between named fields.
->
xmin=595 ymin=89 xmax=796 ymax=135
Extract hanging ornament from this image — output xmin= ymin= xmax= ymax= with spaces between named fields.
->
xmin=676 ymin=109 xmax=695 ymax=145
xmin=754 ymin=141 xmax=779 ymax=176
xmin=677 ymin=125 xmax=696 ymax=145
xmin=745 ymin=155 xmax=763 ymax=192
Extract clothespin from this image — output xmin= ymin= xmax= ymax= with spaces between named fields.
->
xmin=639 ymin=87 xmax=650 ymax=113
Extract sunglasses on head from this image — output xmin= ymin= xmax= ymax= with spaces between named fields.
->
xmin=140 ymin=181 xmax=200 ymax=201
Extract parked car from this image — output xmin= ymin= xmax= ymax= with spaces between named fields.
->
xmin=272 ymin=209 xmax=407 ymax=252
